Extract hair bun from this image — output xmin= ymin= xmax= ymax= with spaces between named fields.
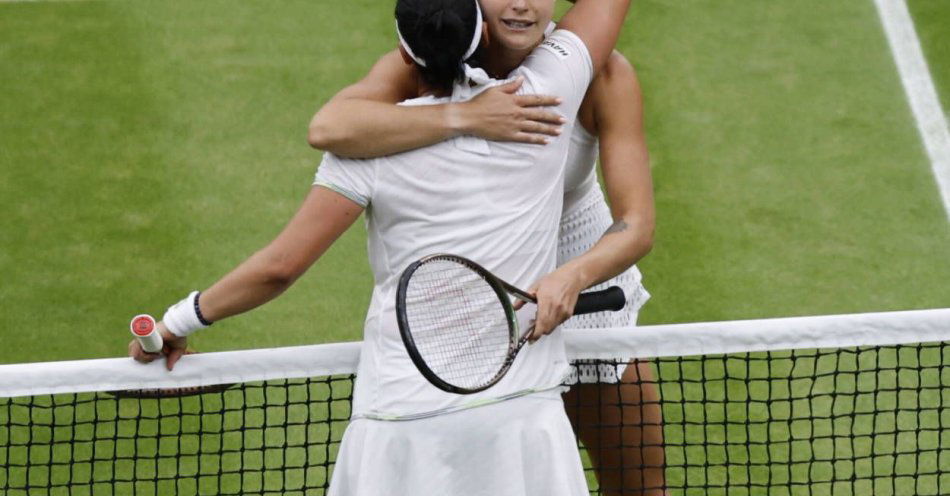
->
xmin=396 ymin=0 xmax=479 ymax=91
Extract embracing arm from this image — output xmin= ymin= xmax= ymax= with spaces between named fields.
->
xmin=561 ymin=54 xmax=654 ymax=288
xmin=129 ymin=187 xmax=363 ymax=369
xmin=308 ymin=50 xmax=454 ymax=158
xmin=308 ymin=51 xmax=564 ymax=158
xmin=558 ymin=0 xmax=632 ymax=73
xmin=528 ymin=53 xmax=654 ymax=338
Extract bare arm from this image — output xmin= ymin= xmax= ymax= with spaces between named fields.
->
xmin=308 ymin=51 xmax=565 ymax=158
xmin=198 ymin=187 xmax=364 ymax=321
xmin=558 ymin=0 xmax=632 ymax=73
xmin=129 ymin=187 xmax=363 ymax=369
xmin=528 ymin=53 xmax=654 ymax=338
xmin=307 ymin=50 xmax=445 ymax=157
xmin=559 ymin=54 xmax=654 ymax=287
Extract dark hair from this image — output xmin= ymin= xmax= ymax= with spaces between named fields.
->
xmin=395 ymin=0 xmax=479 ymax=92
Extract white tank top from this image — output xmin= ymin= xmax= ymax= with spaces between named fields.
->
xmin=544 ymin=21 xmax=599 ymax=219
xmin=562 ymin=122 xmax=599 ymax=218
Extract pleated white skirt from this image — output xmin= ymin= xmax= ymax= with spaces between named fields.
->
xmin=328 ymin=392 xmax=589 ymax=496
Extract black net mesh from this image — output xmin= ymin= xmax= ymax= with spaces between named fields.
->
xmin=2 ymin=342 xmax=949 ymax=495
xmin=0 ymin=377 xmax=353 ymax=495
xmin=565 ymin=342 xmax=950 ymax=495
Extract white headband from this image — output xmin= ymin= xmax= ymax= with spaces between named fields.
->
xmin=396 ymin=0 xmax=483 ymax=68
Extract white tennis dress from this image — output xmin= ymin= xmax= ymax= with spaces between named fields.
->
xmin=316 ymin=30 xmax=595 ymax=496
xmin=559 ymin=123 xmax=651 ymax=385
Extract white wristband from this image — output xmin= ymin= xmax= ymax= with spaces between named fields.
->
xmin=163 ymin=291 xmax=209 ymax=337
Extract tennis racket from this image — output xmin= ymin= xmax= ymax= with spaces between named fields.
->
xmin=396 ymin=253 xmax=626 ymax=394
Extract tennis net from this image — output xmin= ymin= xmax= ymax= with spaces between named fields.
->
xmin=1 ymin=308 xmax=948 ymax=495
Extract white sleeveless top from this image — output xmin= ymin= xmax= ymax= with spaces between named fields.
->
xmin=562 ymin=123 xmax=600 ymax=218
xmin=549 ymin=20 xmax=599 ymax=219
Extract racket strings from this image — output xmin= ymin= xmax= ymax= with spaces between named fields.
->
xmin=405 ymin=259 xmax=513 ymax=390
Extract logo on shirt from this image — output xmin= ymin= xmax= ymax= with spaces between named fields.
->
xmin=540 ymin=39 xmax=570 ymax=58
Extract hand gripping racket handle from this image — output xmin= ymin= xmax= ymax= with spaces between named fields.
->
xmin=573 ymin=286 xmax=626 ymax=315
xmin=130 ymin=314 xmax=164 ymax=353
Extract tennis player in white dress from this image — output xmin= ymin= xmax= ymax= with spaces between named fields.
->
xmin=318 ymin=1 xmax=631 ymax=493
xmin=308 ymin=8 xmax=663 ymax=495
xmin=129 ymin=0 xmax=632 ymax=494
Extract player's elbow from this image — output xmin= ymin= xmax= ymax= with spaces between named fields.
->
xmin=308 ymin=120 xmax=339 ymax=150
xmin=260 ymin=252 xmax=309 ymax=289
xmin=623 ymin=214 xmax=655 ymax=261
xmin=639 ymin=229 xmax=655 ymax=258
xmin=266 ymin=265 xmax=301 ymax=288
xmin=309 ymin=101 xmax=365 ymax=151
xmin=636 ymin=219 xmax=655 ymax=259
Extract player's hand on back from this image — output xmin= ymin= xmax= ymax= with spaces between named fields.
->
xmin=128 ymin=321 xmax=189 ymax=371
xmin=452 ymin=76 xmax=565 ymax=145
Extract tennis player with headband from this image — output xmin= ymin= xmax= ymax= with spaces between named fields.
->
xmin=308 ymin=0 xmax=663 ymax=492
xmin=129 ymin=0 xmax=631 ymax=493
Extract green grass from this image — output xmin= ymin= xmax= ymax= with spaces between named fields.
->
xmin=627 ymin=0 xmax=950 ymax=324
xmin=2 ymin=1 xmax=950 ymax=490
xmin=0 ymin=0 xmax=382 ymax=360
xmin=1 ymin=2 xmax=950 ymax=492
xmin=1 ymin=0 xmax=949 ymax=363
xmin=908 ymin=0 xmax=950 ymax=119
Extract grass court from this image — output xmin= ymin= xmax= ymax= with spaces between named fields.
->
xmin=2 ymin=0 xmax=949 ymax=494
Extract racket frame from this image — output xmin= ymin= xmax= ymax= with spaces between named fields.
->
xmin=396 ymin=254 xmax=525 ymax=394
xmin=397 ymin=253 xmax=626 ymax=395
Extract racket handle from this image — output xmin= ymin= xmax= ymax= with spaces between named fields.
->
xmin=130 ymin=314 xmax=164 ymax=353
xmin=573 ymin=286 xmax=626 ymax=315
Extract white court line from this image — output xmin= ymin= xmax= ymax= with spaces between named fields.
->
xmin=874 ymin=0 xmax=950 ymax=221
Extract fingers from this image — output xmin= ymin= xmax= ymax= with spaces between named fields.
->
xmin=165 ymin=346 xmax=187 ymax=371
xmin=512 ymin=109 xmax=565 ymax=144
xmin=529 ymin=310 xmax=569 ymax=342
xmin=499 ymin=76 xmax=525 ymax=94
xmin=510 ymin=133 xmax=551 ymax=145
xmin=515 ymin=284 xmax=562 ymax=343
xmin=516 ymin=93 xmax=562 ymax=108
xmin=128 ymin=340 xmax=162 ymax=364
xmin=520 ymin=120 xmax=562 ymax=137
xmin=521 ymin=108 xmax=567 ymax=126
xmin=528 ymin=310 xmax=558 ymax=343
xmin=513 ymin=286 xmax=538 ymax=311
xmin=527 ymin=309 xmax=551 ymax=343
xmin=158 ymin=323 xmax=188 ymax=371
xmin=528 ymin=298 xmax=573 ymax=343
xmin=509 ymin=123 xmax=562 ymax=145
xmin=129 ymin=319 xmax=189 ymax=371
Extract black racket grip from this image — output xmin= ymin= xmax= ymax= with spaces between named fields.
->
xmin=573 ymin=286 xmax=626 ymax=315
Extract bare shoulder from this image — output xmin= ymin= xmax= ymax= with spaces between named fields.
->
xmin=579 ymin=51 xmax=641 ymax=133
xmin=366 ymin=49 xmax=420 ymax=88
xmin=373 ymin=49 xmax=412 ymax=72
xmin=592 ymin=51 xmax=640 ymax=96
